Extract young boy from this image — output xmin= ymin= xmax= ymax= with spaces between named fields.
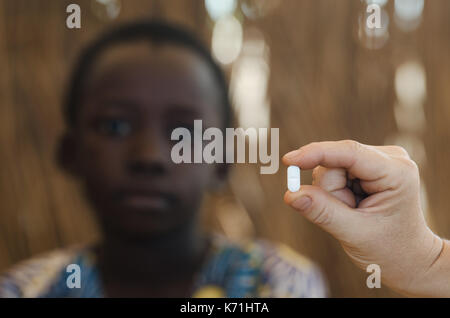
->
xmin=0 ymin=21 xmax=327 ymax=298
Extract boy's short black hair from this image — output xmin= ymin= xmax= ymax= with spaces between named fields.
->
xmin=64 ymin=20 xmax=232 ymax=129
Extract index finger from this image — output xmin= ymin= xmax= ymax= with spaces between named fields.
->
xmin=283 ymin=140 xmax=392 ymax=181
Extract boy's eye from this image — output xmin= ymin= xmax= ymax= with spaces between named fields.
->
xmin=167 ymin=123 xmax=193 ymax=139
xmin=96 ymin=118 xmax=132 ymax=137
xmin=169 ymin=121 xmax=196 ymax=133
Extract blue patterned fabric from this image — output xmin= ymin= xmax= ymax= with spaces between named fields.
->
xmin=0 ymin=234 xmax=328 ymax=298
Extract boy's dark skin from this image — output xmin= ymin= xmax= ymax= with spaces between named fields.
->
xmin=58 ymin=42 xmax=228 ymax=297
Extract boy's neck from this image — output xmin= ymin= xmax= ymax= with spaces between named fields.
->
xmin=96 ymin=222 xmax=211 ymax=286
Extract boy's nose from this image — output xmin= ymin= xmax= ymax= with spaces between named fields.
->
xmin=127 ymin=130 xmax=171 ymax=177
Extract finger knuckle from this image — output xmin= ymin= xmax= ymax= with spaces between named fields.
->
xmin=311 ymin=204 xmax=333 ymax=227
xmin=342 ymin=140 xmax=363 ymax=154
xmin=393 ymin=146 xmax=411 ymax=158
xmin=395 ymin=157 xmax=420 ymax=185
xmin=399 ymin=157 xmax=419 ymax=172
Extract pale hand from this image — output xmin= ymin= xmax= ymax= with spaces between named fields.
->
xmin=283 ymin=140 xmax=450 ymax=297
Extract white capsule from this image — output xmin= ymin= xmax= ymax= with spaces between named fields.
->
xmin=287 ymin=166 xmax=301 ymax=192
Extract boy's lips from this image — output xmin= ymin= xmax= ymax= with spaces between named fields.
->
xmin=115 ymin=188 xmax=175 ymax=211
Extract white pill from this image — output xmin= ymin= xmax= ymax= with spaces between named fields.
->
xmin=287 ymin=166 xmax=301 ymax=192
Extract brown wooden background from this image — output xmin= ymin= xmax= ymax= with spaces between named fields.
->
xmin=0 ymin=0 xmax=449 ymax=297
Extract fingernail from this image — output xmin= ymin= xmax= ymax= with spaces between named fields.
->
xmin=292 ymin=196 xmax=312 ymax=211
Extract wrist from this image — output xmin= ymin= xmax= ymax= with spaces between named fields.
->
xmin=411 ymin=237 xmax=450 ymax=297
xmin=392 ymin=229 xmax=449 ymax=297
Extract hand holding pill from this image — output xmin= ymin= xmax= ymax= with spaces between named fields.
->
xmin=282 ymin=140 xmax=450 ymax=297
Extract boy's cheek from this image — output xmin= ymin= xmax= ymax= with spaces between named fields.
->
xmin=78 ymin=136 xmax=125 ymax=164
xmin=77 ymin=149 xmax=125 ymax=190
xmin=174 ymin=164 xmax=214 ymax=189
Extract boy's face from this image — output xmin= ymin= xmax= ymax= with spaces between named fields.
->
xmin=63 ymin=43 xmax=226 ymax=239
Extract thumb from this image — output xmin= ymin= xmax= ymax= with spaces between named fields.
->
xmin=284 ymin=185 xmax=359 ymax=240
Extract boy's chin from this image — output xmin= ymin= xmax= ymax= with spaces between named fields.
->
xmin=98 ymin=214 xmax=189 ymax=240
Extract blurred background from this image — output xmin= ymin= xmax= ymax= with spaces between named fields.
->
xmin=0 ymin=0 xmax=449 ymax=297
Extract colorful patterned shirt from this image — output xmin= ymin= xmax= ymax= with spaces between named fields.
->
xmin=0 ymin=234 xmax=328 ymax=298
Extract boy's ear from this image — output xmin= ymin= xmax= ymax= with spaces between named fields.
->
xmin=56 ymin=132 xmax=81 ymax=177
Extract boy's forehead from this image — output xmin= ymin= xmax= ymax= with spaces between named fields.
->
xmin=83 ymin=41 xmax=222 ymax=104
xmin=87 ymin=41 xmax=211 ymax=87
xmin=80 ymin=41 xmax=224 ymax=125
xmin=91 ymin=41 xmax=156 ymax=76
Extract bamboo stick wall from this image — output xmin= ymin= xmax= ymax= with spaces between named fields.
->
xmin=0 ymin=0 xmax=449 ymax=297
